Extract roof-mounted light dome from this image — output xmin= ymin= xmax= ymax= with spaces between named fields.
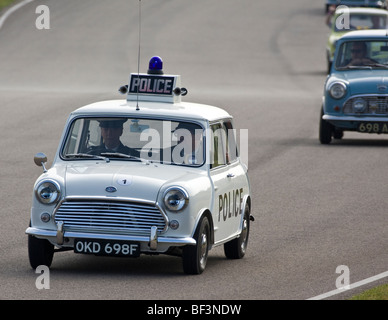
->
xmin=148 ymin=56 xmax=164 ymax=75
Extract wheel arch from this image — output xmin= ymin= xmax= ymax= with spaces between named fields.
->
xmin=239 ymin=195 xmax=251 ymax=231
xmin=194 ymin=208 xmax=215 ymax=246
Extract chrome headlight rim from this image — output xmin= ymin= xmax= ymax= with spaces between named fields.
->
xmin=352 ymin=98 xmax=367 ymax=113
xmin=163 ymin=186 xmax=189 ymax=212
xmin=35 ymin=179 xmax=61 ymax=205
xmin=329 ymin=82 xmax=347 ymax=99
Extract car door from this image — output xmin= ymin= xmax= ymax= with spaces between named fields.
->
xmin=209 ymin=121 xmax=247 ymax=244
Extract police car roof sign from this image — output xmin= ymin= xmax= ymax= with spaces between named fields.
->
xmin=127 ymin=73 xmax=181 ymax=103
xmin=125 ymin=56 xmax=185 ymax=104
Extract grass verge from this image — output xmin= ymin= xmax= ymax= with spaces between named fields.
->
xmin=0 ymin=0 xmax=16 ymax=11
xmin=350 ymin=283 xmax=388 ymax=300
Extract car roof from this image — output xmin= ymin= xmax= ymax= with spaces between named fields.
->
xmin=339 ymin=29 xmax=388 ymax=40
xmin=334 ymin=7 xmax=388 ymax=15
xmin=71 ymin=99 xmax=232 ymax=122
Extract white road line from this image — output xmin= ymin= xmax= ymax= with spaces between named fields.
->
xmin=0 ymin=0 xmax=35 ymax=30
xmin=307 ymin=271 xmax=388 ymax=300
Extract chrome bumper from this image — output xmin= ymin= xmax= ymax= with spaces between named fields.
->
xmin=25 ymin=226 xmax=196 ymax=252
xmin=323 ymin=115 xmax=388 ymax=122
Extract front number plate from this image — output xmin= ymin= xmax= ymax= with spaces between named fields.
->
xmin=358 ymin=122 xmax=388 ymax=134
xmin=74 ymin=239 xmax=140 ymax=257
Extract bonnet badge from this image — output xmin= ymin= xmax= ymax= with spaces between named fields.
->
xmin=105 ymin=186 xmax=117 ymax=193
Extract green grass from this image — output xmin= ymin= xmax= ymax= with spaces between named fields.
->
xmin=350 ymin=283 xmax=388 ymax=300
xmin=0 ymin=0 xmax=16 ymax=11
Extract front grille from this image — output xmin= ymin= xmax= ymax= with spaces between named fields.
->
xmin=54 ymin=199 xmax=167 ymax=236
xmin=343 ymin=96 xmax=388 ymax=115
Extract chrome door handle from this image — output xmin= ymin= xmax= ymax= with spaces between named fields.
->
xmin=227 ymin=173 xmax=235 ymax=178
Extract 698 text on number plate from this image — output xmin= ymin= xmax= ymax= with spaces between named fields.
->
xmin=74 ymin=239 xmax=140 ymax=257
xmin=358 ymin=122 xmax=388 ymax=134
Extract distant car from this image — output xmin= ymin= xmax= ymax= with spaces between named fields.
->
xmin=320 ymin=30 xmax=388 ymax=144
xmin=26 ymin=57 xmax=253 ymax=274
xmin=326 ymin=0 xmax=387 ymax=12
xmin=326 ymin=7 xmax=388 ymax=73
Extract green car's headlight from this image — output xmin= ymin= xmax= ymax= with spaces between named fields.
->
xmin=163 ymin=187 xmax=189 ymax=212
xmin=35 ymin=180 xmax=61 ymax=204
xmin=329 ymin=82 xmax=347 ymax=99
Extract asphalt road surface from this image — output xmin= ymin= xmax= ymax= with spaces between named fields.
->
xmin=0 ymin=0 xmax=386 ymax=300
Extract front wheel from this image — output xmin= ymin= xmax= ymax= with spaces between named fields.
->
xmin=224 ymin=205 xmax=250 ymax=259
xmin=28 ymin=235 xmax=54 ymax=269
xmin=182 ymin=216 xmax=210 ymax=275
xmin=319 ymin=107 xmax=333 ymax=144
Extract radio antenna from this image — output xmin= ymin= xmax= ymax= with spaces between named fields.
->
xmin=136 ymin=0 xmax=142 ymax=111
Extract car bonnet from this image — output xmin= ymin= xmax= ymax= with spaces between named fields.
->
xmin=64 ymin=162 xmax=195 ymax=202
xmin=334 ymin=70 xmax=388 ymax=95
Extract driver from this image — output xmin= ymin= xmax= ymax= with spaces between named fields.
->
xmin=345 ymin=42 xmax=376 ymax=67
xmin=88 ymin=119 xmax=135 ymax=155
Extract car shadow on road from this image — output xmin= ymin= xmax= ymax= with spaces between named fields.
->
xmin=270 ymin=136 xmax=388 ymax=148
xmin=43 ymin=251 xmax=227 ymax=277
xmin=322 ymin=138 xmax=388 ymax=147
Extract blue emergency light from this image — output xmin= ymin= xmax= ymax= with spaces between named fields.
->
xmin=148 ymin=56 xmax=164 ymax=75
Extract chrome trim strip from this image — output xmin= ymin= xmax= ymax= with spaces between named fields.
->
xmin=56 ymin=195 xmax=156 ymax=206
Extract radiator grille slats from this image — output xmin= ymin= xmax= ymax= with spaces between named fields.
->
xmin=54 ymin=200 xmax=167 ymax=235
xmin=344 ymin=96 xmax=388 ymax=115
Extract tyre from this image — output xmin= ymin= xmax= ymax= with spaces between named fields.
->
xmin=333 ymin=129 xmax=343 ymax=140
xmin=224 ymin=205 xmax=250 ymax=259
xmin=327 ymin=60 xmax=332 ymax=74
xmin=182 ymin=216 xmax=210 ymax=275
xmin=28 ymin=235 xmax=54 ymax=269
xmin=319 ymin=107 xmax=333 ymax=144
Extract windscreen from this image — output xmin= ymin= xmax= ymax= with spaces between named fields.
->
xmin=61 ymin=117 xmax=204 ymax=166
xmin=335 ymin=40 xmax=388 ymax=69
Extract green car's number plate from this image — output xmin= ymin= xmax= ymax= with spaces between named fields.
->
xmin=358 ymin=122 xmax=388 ymax=134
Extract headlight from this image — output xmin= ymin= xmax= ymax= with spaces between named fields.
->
xmin=35 ymin=180 xmax=61 ymax=204
xmin=353 ymin=98 xmax=367 ymax=113
xmin=163 ymin=187 xmax=189 ymax=212
xmin=329 ymin=82 xmax=347 ymax=99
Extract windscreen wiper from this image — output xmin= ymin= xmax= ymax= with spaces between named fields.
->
xmin=364 ymin=63 xmax=388 ymax=69
xmin=337 ymin=65 xmax=372 ymax=70
xmin=100 ymin=152 xmax=143 ymax=161
xmin=65 ymin=153 xmax=108 ymax=162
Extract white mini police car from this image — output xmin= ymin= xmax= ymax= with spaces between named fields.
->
xmin=26 ymin=57 xmax=253 ymax=274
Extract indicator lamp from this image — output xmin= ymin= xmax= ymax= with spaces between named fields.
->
xmin=40 ymin=212 xmax=51 ymax=223
xmin=148 ymin=56 xmax=164 ymax=75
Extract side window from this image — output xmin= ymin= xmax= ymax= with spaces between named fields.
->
xmin=63 ymin=119 xmax=93 ymax=154
xmin=210 ymin=123 xmax=226 ymax=169
xmin=62 ymin=118 xmax=100 ymax=155
xmin=223 ymin=120 xmax=238 ymax=163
